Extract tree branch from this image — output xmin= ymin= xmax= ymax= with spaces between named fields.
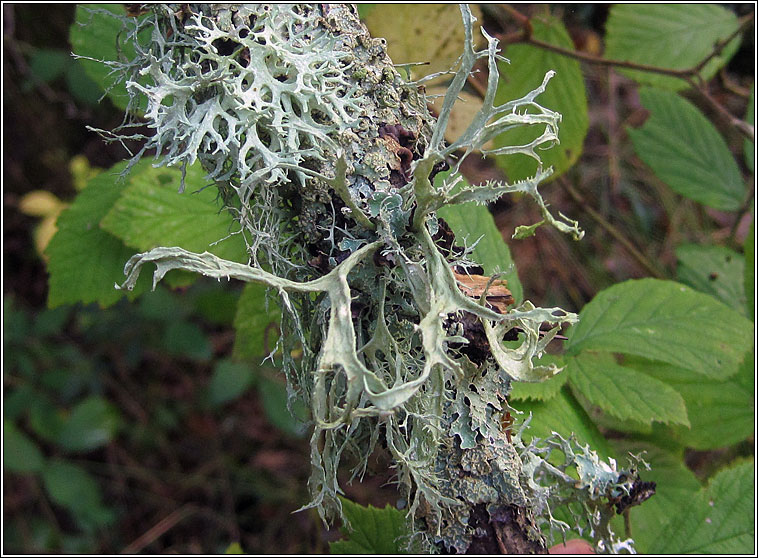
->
xmin=494 ymin=5 xmax=755 ymax=141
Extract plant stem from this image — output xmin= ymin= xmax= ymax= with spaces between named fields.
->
xmin=719 ymin=67 xmax=752 ymax=99
xmin=687 ymin=75 xmax=755 ymax=141
xmin=729 ymin=191 xmax=756 ymax=243
xmin=121 ymin=504 xmax=197 ymax=554
xmin=498 ymin=6 xmax=752 ymax=79
xmin=493 ymin=5 xmax=755 ymax=141
xmin=558 ymin=176 xmax=666 ymax=279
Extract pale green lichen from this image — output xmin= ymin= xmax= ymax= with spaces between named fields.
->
xmin=519 ymin=430 xmax=650 ymax=553
xmin=91 ymin=3 xmax=648 ymax=552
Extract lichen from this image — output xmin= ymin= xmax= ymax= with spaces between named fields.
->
xmin=519 ymin=430 xmax=652 ymax=553
xmin=87 ymin=3 xmax=648 ymax=552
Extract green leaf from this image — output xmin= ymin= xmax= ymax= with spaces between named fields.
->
xmin=510 ymin=372 xmax=568 ymax=403
xmin=493 ymin=12 xmax=588 ymax=182
xmin=29 ymin=396 xmax=66 ymax=443
xmin=40 ymin=368 xmax=81 ymax=400
xmin=356 ymin=5 xmax=376 ymax=21
xmin=572 ymin=385 xmax=654 ymax=437
xmin=745 ymin=219 xmax=754 ymax=320
xmin=33 ymin=306 xmax=71 ymax=337
xmin=64 ymin=57 xmax=103 ymax=106
xmin=3 ymin=297 xmax=31 ymax=346
xmin=626 ymin=354 xmax=754 ymax=450
xmin=233 ymin=283 xmax=280 ymax=360
xmin=69 ymin=4 xmax=135 ymax=111
xmin=42 ymin=459 xmax=115 ymax=530
xmin=4 ymin=385 xmax=37 ymax=422
xmin=162 ymin=320 xmax=212 ymax=361
xmin=27 ymin=48 xmax=69 ymax=83
xmin=207 ymin=359 xmax=255 ymax=408
xmin=514 ymin=387 xmax=611 ymax=459
xmin=437 ymin=202 xmax=523 ymax=303
xmin=4 ymin=420 xmax=46 ymax=473
xmin=509 ymin=354 xmax=567 ymax=401
xmin=258 ymin=376 xmax=308 ymax=439
xmin=565 ymin=278 xmax=754 ymax=380
xmin=567 ymin=352 xmax=688 ymax=427
xmin=609 ymin=441 xmax=701 ymax=555
xmin=628 ymin=88 xmax=746 ymax=211
xmin=745 ymin=84 xmax=754 ymax=173
xmin=57 ymin=396 xmax=122 ymax=453
xmin=100 ymin=163 xmax=247 ymax=263
xmin=604 ymin=4 xmax=741 ymax=91
xmin=46 ymin=161 xmax=154 ymax=308
xmin=135 ymin=286 xmax=188 ymax=322
xmin=655 ymin=459 xmax=754 ymax=554
xmin=676 ymin=244 xmax=747 ymax=315
xmin=193 ymin=286 xmax=240 ymax=326
xmin=224 ymin=542 xmax=245 ymax=554
xmin=330 ymin=499 xmax=411 ymax=554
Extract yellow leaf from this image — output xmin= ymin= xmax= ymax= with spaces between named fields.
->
xmin=224 ymin=542 xmax=244 ymax=554
xmin=19 ymin=190 xmax=66 ymax=218
xmin=363 ymin=4 xmax=482 ymax=84
xmin=70 ymin=154 xmax=102 ymax=191
xmin=34 ymin=216 xmax=61 ymax=260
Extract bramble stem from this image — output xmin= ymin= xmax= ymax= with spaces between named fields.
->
xmin=492 ymin=5 xmax=755 ymax=141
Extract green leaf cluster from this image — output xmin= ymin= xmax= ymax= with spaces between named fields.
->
xmin=498 ymin=5 xmax=753 ymax=552
xmin=493 ymin=12 xmax=588 ymax=184
xmin=46 ymin=160 xmax=247 ymax=309
xmin=605 ymin=4 xmax=742 ymax=91
xmin=23 ymin=47 xmax=101 ymax=106
xmin=5 ymin=282 xmax=302 ymax=547
xmin=4 ymin=299 xmax=120 ymax=534
xmin=514 ymin=277 xmax=753 ymax=552
xmin=628 ymin=88 xmax=746 ymax=211
xmin=602 ymin=5 xmax=751 ymax=214
xmin=330 ymin=498 xmax=413 ymax=554
xmin=69 ymin=4 xmax=148 ymax=111
xmin=508 ymin=278 xmax=753 ymax=553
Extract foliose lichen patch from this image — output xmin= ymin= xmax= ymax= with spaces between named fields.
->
xmin=88 ymin=4 xmax=647 ymax=552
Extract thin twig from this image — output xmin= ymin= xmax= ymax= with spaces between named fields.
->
xmin=558 ymin=176 xmax=666 ymax=279
xmin=719 ymin=67 xmax=752 ymax=99
xmin=688 ymin=75 xmax=755 ymax=141
xmin=121 ymin=504 xmax=197 ymax=554
xmin=623 ymin=509 xmax=633 ymax=540
xmin=729 ymin=188 xmax=756 ymax=243
xmin=498 ymin=6 xmax=753 ymax=80
xmin=686 ymin=13 xmax=754 ymax=75
xmin=494 ymin=6 xmax=755 ymax=141
xmin=608 ymin=69 xmax=621 ymax=196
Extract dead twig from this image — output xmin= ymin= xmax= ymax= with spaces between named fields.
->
xmin=121 ymin=504 xmax=197 ymax=554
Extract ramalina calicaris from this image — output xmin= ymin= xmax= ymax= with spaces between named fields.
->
xmin=82 ymin=4 xmax=652 ymax=553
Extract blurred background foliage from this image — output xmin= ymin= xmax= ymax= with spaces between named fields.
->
xmin=3 ymin=4 xmax=754 ymax=554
